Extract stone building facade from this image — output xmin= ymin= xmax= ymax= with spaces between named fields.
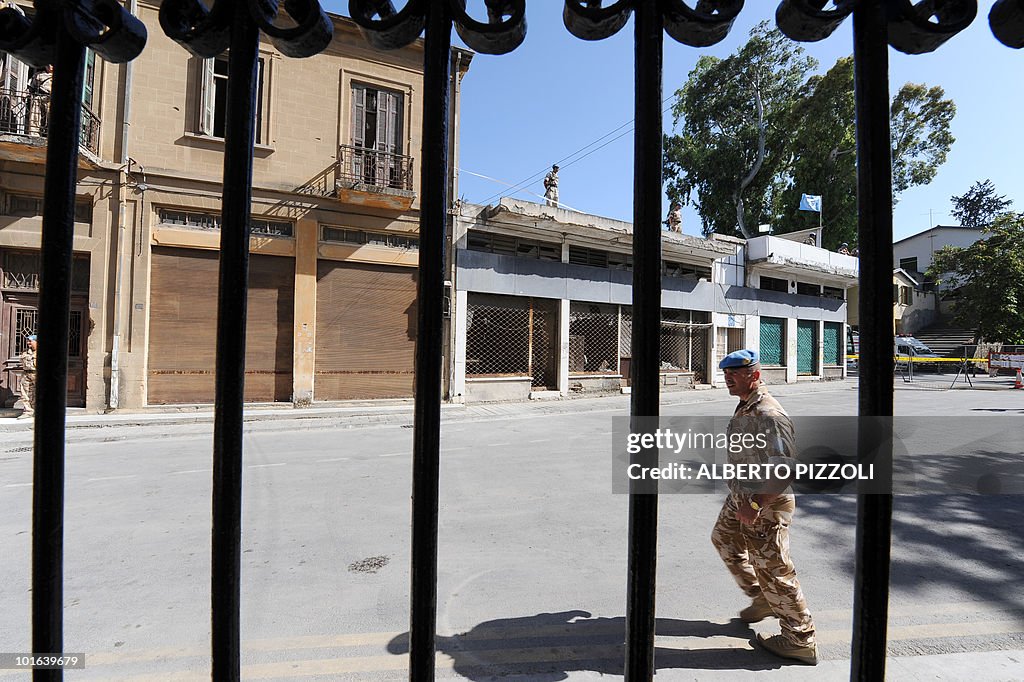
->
xmin=0 ymin=3 xmax=471 ymax=410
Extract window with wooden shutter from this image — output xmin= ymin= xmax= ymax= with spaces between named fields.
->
xmin=81 ymin=48 xmax=96 ymax=112
xmin=199 ymin=57 xmax=215 ymax=135
xmin=199 ymin=56 xmax=265 ymax=143
xmin=351 ymin=83 xmax=405 ymax=185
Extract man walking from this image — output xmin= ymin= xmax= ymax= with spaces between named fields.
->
xmin=711 ymin=349 xmax=817 ymax=665
xmin=18 ymin=333 xmax=37 ymax=419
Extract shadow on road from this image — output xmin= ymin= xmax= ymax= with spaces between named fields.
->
xmin=799 ymin=493 xmax=1024 ymax=622
xmin=386 ymin=611 xmax=787 ymax=679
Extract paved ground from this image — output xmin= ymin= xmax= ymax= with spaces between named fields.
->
xmin=1 ymin=378 xmax=1022 ymax=680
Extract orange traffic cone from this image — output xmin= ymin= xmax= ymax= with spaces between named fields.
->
xmin=1015 ymin=368 xmax=1023 ymax=390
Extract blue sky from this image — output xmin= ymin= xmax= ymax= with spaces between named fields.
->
xmin=332 ymin=2 xmax=1022 ymax=243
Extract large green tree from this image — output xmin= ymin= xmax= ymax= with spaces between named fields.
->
xmin=664 ymin=22 xmax=815 ymax=239
xmin=950 ymin=179 xmax=1013 ymax=228
xmin=666 ymin=32 xmax=957 ymax=244
xmin=928 ymin=213 xmax=1024 ymax=344
xmin=777 ymin=57 xmax=857 ymax=249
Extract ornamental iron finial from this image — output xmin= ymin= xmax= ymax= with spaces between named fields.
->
xmin=563 ymin=0 xmax=743 ymax=46
xmin=990 ymin=0 xmax=1024 ymax=48
xmin=0 ymin=0 xmax=147 ymax=66
xmin=160 ymin=0 xmax=333 ymax=59
xmin=349 ymin=0 xmax=526 ymax=54
xmin=776 ymin=0 xmax=978 ymax=54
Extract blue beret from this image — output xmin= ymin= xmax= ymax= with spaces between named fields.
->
xmin=719 ymin=349 xmax=759 ymax=369
xmin=27 ymin=334 xmax=37 ymax=341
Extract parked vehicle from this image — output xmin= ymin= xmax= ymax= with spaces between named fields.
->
xmin=894 ymin=335 xmax=956 ymax=373
xmin=847 ymin=328 xmax=859 ymax=372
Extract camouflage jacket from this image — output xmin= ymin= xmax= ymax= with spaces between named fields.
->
xmin=726 ymin=384 xmax=796 ymax=506
xmin=20 ymin=347 xmax=36 ymax=373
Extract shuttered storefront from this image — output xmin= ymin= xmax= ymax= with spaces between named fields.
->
xmin=759 ymin=317 xmax=785 ymax=366
xmin=315 ymin=260 xmax=417 ymax=400
xmin=823 ymin=322 xmax=842 ymax=366
xmin=148 ymin=247 xmax=294 ymax=404
xmin=797 ymin=320 xmax=817 ymax=375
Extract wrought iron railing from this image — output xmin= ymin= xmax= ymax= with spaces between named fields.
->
xmin=336 ymin=143 xmax=414 ymax=191
xmin=0 ymin=88 xmax=100 ymax=154
xmin=2 ymin=0 xmax=1021 ymax=680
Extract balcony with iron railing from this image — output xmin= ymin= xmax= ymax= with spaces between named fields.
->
xmin=0 ymin=88 xmax=100 ymax=155
xmin=333 ymin=143 xmax=415 ymax=211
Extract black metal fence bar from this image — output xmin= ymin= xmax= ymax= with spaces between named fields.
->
xmin=625 ymin=1 xmax=662 ymax=679
xmin=32 ymin=25 xmax=86 ymax=682
xmin=851 ymin=1 xmax=895 ymax=678
xmin=409 ymin=1 xmax=451 ymax=678
xmin=209 ymin=3 xmax=261 ymax=679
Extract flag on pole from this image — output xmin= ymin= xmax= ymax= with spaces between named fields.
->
xmin=799 ymin=194 xmax=822 ymax=212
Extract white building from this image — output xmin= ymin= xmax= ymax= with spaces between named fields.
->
xmin=892 ymin=225 xmax=983 ymax=278
xmin=450 ymin=199 xmax=858 ymax=402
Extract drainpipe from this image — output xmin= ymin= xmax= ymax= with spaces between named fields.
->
xmin=446 ymin=50 xmax=462 ymax=400
xmin=108 ymin=0 xmax=136 ymax=409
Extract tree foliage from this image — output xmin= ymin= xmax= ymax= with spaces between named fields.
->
xmin=927 ymin=213 xmax=1024 ymax=344
xmin=664 ymin=22 xmax=815 ymax=239
xmin=950 ymin=179 xmax=1013 ymax=228
xmin=665 ymin=28 xmax=957 ymax=245
xmin=778 ymin=57 xmax=857 ymax=249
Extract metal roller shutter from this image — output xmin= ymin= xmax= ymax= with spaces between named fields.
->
xmin=148 ymin=247 xmax=294 ymax=404
xmin=797 ymin=320 xmax=817 ymax=375
xmin=314 ymin=260 xmax=417 ymax=400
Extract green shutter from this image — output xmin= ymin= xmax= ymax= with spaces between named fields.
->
xmin=759 ymin=317 xmax=784 ymax=366
xmin=797 ymin=320 xmax=816 ymax=375
xmin=823 ymin=322 xmax=841 ymax=366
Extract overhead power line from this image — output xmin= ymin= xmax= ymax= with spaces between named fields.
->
xmin=473 ymin=93 xmax=681 ymax=208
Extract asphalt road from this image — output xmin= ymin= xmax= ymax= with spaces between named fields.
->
xmin=1 ymin=383 xmax=1023 ymax=680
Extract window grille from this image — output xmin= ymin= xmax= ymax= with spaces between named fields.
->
xmin=797 ymin=281 xmax=821 ymax=296
xmin=466 ymin=231 xmax=560 ymax=261
xmin=568 ymin=245 xmax=632 ymax=270
xmin=250 ymin=218 xmax=293 ymax=238
xmin=321 ymin=225 xmax=418 ymax=250
xmin=569 ymin=302 xmax=619 ymax=374
xmin=899 ymin=256 xmax=918 ymax=271
xmin=68 ymin=310 xmax=82 ymax=358
xmin=663 ymin=260 xmax=710 ymax=280
xmin=823 ymin=285 xmax=845 ymax=300
xmin=11 ymin=307 xmax=79 ymax=356
xmin=14 ymin=308 xmax=38 ymax=354
xmin=823 ymin=322 xmax=842 ymax=366
xmin=797 ymin=320 xmax=817 ymax=375
xmin=760 ymin=275 xmax=788 ymax=292
xmin=3 ymin=192 xmax=92 ymax=222
xmin=158 ymin=209 xmax=292 ymax=237
xmin=466 ymin=294 xmax=555 ymax=388
xmin=760 ymin=317 xmax=785 ymax=366
xmin=659 ymin=309 xmax=710 ymax=382
xmin=619 ymin=307 xmax=632 ymax=359
xmin=2 ymin=250 xmax=89 ymax=291
xmin=715 ymin=326 xmax=745 ymax=367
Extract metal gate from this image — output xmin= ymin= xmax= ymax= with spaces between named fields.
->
xmin=3 ymin=0 xmax=1010 ymax=680
xmin=797 ymin=319 xmax=817 ymax=375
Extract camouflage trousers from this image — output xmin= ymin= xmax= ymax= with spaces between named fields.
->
xmin=711 ymin=495 xmax=816 ymax=646
xmin=20 ymin=373 xmax=35 ymax=416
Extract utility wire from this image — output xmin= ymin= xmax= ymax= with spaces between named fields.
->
xmin=474 ymin=92 xmax=681 ymax=208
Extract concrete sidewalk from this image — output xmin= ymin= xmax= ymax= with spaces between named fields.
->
xmin=1 ymin=371 xmax=1015 ymax=438
xmin=0 ymin=379 xmax=856 ymax=435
